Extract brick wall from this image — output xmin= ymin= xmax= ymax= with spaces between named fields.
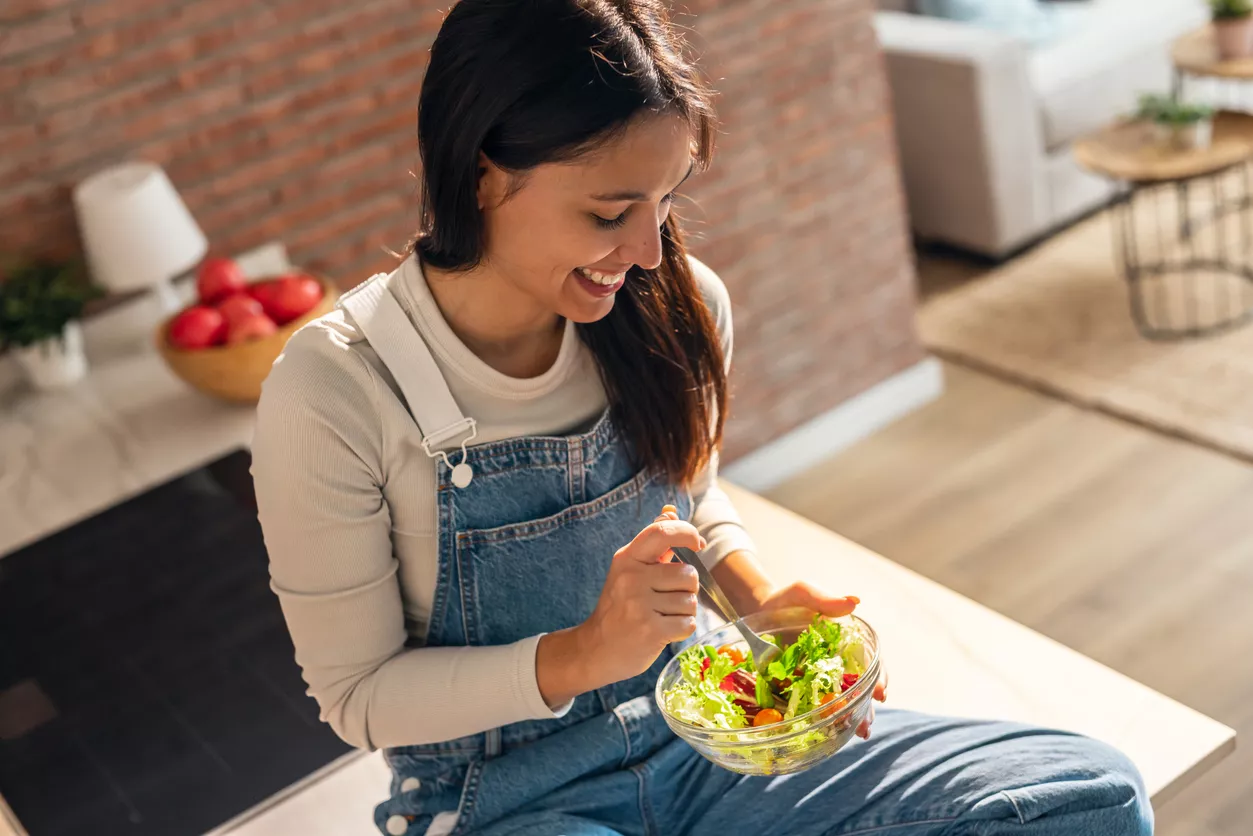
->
xmin=2 ymin=0 xmax=437 ymax=279
xmin=681 ymin=0 xmax=925 ymax=460
xmin=2 ymin=0 xmax=924 ymax=459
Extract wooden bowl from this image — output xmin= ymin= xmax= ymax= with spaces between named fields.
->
xmin=155 ymin=276 xmax=339 ymax=403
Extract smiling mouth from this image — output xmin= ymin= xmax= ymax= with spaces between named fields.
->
xmin=575 ymin=266 xmax=628 ymax=286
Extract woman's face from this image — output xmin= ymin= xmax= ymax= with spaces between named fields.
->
xmin=477 ymin=112 xmax=694 ymax=324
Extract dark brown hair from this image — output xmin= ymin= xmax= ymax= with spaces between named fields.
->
xmin=415 ymin=0 xmax=725 ymax=486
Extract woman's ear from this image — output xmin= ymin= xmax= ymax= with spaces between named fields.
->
xmin=476 ymin=151 xmax=509 ymax=211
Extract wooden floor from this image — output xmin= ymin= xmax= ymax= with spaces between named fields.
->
xmin=768 ymin=337 xmax=1252 ymax=833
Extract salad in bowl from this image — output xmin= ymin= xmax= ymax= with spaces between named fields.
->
xmin=655 ymin=607 xmax=880 ymax=775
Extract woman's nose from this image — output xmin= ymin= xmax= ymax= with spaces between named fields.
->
xmin=618 ymin=212 xmax=664 ymax=271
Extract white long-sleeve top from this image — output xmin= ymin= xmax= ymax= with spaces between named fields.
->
xmin=250 ymin=254 xmax=756 ymax=750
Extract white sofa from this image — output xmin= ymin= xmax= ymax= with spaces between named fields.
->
xmin=875 ymin=0 xmax=1209 ymax=257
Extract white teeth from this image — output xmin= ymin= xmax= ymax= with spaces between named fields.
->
xmin=576 ymin=267 xmax=626 ymax=286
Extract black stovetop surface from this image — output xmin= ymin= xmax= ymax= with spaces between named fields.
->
xmin=0 ymin=450 xmax=351 ymax=835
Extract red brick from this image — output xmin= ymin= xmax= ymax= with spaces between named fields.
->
xmin=303 ymin=219 xmax=415 ymax=278
xmin=199 ymin=142 xmax=328 ymax=201
xmin=333 ymin=247 xmax=410 ymax=286
xmin=0 ymin=0 xmax=73 ymax=22
xmin=25 ymin=52 xmax=416 ymax=197
xmin=175 ymin=0 xmax=407 ymax=92
xmin=694 ymin=0 xmax=775 ymax=40
xmin=0 ymin=123 xmax=39 ymax=159
xmin=185 ymin=187 xmax=279 ymax=243
xmin=206 ymin=158 xmax=406 ymax=244
xmin=74 ymin=1 xmax=240 ymax=52
xmin=119 ymin=84 xmax=247 ymax=144
xmin=242 ymin=11 xmax=437 ymax=101
xmin=159 ymin=78 xmax=413 ymax=187
xmin=11 ymin=1 xmax=278 ymax=97
xmin=278 ymin=144 xmax=400 ymax=201
xmin=0 ymin=9 xmax=75 ymax=60
xmin=285 ymin=192 xmax=409 ymax=253
xmin=0 ymin=180 xmax=53 ymax=215
xmin=266 ymin=60 xmax=422 ymax=140
xmin=0 ymin=120 xmax=129 ymax=190
xmin=174 ymin=106 xmax=413 ymax=202
xmin=75 ymin=0 xmax=190 ymax=28
xmin=41 ymin=74 xmax=168 ymax=135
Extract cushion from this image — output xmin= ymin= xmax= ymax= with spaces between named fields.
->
xmin=1031 ymin=0 xmax=1210 ymax=150
xmin=916 ymin=0 xmax=1075 ymax=45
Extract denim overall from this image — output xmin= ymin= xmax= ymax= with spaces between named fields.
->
xmin=341 ymin=269 xmax=1152 ymax=836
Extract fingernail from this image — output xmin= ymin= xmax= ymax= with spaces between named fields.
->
xmin=848 ymin=596 xmax=861 ymax=605
xmin=698 ymin=537 xmax=707 ymax=550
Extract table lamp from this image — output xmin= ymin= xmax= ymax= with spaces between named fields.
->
xmin=72 ymin=161 xmax=208 ymax=312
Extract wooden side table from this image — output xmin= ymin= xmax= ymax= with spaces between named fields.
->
xmin=1172 ymin=26 xmax=1253 ymax=107
xmin=1074 ymin=110 xmax=1253 ymax=339
xmin=1172 ymin=26 xmax=1253 ymax=80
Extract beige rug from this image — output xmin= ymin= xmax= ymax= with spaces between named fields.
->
xmin=919 ymin=198 xmax=1253 ymax=463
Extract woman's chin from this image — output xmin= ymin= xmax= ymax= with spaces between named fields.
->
xmin=561 ymin=273 xmax=620 ymax=323
xmin=562 ymin=295 xmax=617 ymax=324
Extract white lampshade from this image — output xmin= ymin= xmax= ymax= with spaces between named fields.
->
xmin=73 ymin=161 xmax=208 ymax=295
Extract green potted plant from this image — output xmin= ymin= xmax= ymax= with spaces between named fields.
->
xmin=1136 ymin=93 xmax=1215 ymax=151
xmin=0 ymin=257 xmax=102 ymax=389
xmin=1212 ymin=0 xmax=1253 ymax=59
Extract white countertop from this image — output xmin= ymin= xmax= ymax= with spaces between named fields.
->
xmin=0 ymin=243 xmax=1236 ymax=835
xmin=0 ymin=244 xmax=289 ymax=560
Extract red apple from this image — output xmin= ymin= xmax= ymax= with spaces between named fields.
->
xmin=260 ymin=274 xmax=324 ymax=324
xmin=246 ymin=279 xmax=278 ymax=309
xmin=168 ymin=306 xmax=227 ymax=349
xmin=216 ymin=293 xmax=264 ymax=327
xmin=196 ymin=257 xmax=247 ymax=304
xmin=226 ymin=312 xmax=278 ymax=344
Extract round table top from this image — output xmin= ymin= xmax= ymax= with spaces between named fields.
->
xmin=1173 ymin=25 xmax=1253 ymax=79
xmin=1073 ymin=111 xmax=1253 ymax=183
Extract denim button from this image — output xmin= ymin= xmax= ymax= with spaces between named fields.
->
xmin=451 ymin=462 xmax=473 ymax=488
xmin=385 ymin=814 xmax=409 ymax=835
xmin=400 ymin=777 xmax=422 ymax=792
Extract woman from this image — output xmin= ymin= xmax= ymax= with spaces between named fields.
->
xmin=251 ymin=1 xmax=1152 ymax=834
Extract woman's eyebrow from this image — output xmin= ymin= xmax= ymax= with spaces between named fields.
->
xmin=589 ymin=160 xmax=695 ymax=201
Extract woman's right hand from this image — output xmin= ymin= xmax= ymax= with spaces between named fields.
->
xmin=536 ymin=512 xmax=705 ymax=707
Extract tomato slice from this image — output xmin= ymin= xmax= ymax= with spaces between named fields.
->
xmin=817 ymin=692 xmax=846 ymax=715
xmin=753 ymin=708 xmax=784 ymax=727
xmin=717 ymin=645 xmax=746 ymax=666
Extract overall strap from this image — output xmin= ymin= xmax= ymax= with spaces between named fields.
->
xmin=337 ymin=269 xmax=476 ymax=487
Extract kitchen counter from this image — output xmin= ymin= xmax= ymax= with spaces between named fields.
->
xmin=0 ymin=244 xmax=286 ymax=561
xmin=0 ymin=243 xmax=1236 ymax=835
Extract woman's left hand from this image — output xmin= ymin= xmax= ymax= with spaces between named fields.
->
xmin=653 ymin=507 xmax=888 ymax=740
xmin=753 ymin=581 xmax=889 ymax=740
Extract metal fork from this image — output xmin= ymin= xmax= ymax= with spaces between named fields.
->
xmin=671 ymin=546 xmax=781 ymax=677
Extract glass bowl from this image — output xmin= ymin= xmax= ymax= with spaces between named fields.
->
xmin=654 ymin=606 xmax=881 ymax=776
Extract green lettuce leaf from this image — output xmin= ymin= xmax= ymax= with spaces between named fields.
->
xmin=667 ymin=647 xmax=749 ymax=730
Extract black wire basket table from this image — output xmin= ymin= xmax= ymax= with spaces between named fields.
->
xmin=1074 ymin=110 xmax=1253 ymax=340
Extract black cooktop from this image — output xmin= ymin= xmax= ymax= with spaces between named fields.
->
xmin=0 ymin=450 xmax=352 ymax=836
